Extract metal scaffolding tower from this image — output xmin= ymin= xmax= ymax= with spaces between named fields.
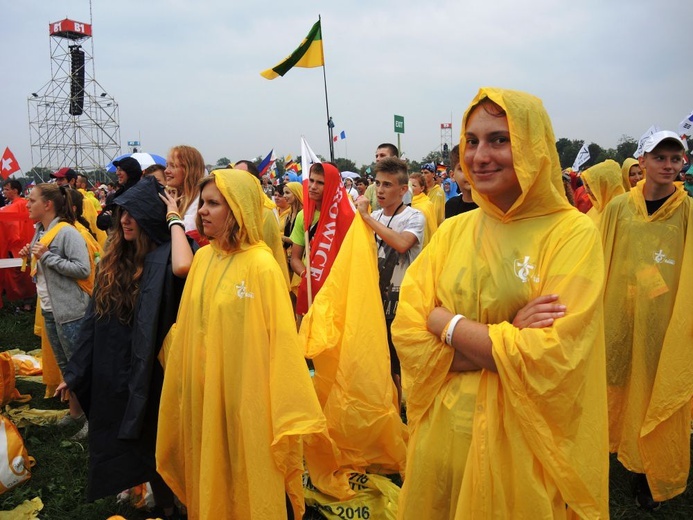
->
xmin=27 ymin=18 xmax=120 ymax=182
xmin=440 ymin=122 xmax=453 ymax=165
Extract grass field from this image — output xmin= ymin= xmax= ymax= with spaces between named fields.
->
xmin=0 ymin=298 xmax=691 ymax=519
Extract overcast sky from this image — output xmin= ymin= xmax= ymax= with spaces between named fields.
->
xmin=3 ymin=0 xmax=692 ymax=172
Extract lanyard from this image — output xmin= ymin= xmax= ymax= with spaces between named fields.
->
xmin=376 ymin=202 xmax=404 ymax=252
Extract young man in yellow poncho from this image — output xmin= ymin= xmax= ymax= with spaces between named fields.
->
xmin=601 ymin=130 xmax=693 ymax=510
xmin=409 ymin=171 xmax=437 ymax=247
xmin=581 ymin=159 xmax=625 ymax=226
xmin=392 ymin=87 xmax=609 ymax=519
xmin=156 ymin=169 xmax=351 ymax=519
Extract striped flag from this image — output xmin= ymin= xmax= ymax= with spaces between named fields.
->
xmin=260 ymin=20 xmax=324 ymax=80
xmin=257 ymin=149 xmax=276 ymax=176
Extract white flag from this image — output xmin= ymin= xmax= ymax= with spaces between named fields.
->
xmin=633 ymin=125 xmax=662 ymax=158
xmin=677 ymin=110 xmax=693 ymax=138
xmin=300 ymin=136 xmax=320 ymax=181
xmin=572 ymin=143 xmax=590 ymax=172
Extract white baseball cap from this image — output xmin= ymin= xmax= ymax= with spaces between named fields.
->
xmin=642 ymin=131 xmax=687 ymax=154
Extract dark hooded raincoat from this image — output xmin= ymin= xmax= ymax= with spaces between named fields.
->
xmin=64 ymin=176 xmax=189 ymax=500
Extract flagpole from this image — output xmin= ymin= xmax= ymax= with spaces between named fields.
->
xmin=304 ymin=229 xmax=313 ymax=308
xmin=319 ymin=15 xmax=335 ymax=162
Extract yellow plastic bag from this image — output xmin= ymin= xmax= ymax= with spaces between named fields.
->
xmin=304 ymin=472 xmax=400 ymax=520
xmin=0 ymin=353 xmax=30 ymax=406
xmin=0 ymin=416 xmax=34 ymax=494
xmin=3 ymin=405 xmax=68 ymax=428
xmin=10 ymin=355 xmax=42 ymax=377
xmin=0 ymin=497 xmax=43 ymax=519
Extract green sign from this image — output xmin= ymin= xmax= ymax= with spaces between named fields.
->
xmin=394 ymin=115 xmax=405 ymax=134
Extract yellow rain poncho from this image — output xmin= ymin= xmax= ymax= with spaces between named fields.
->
xmin=426 ymin=184 xmax=446 ymax=225
xmin=392 ymin=88 xmax=609 ymax=519
xmin=621 ymin=158 xmax=638 ymax=192
xmin=601 ymin=181 xmax=693 ymax=501
xmin=411 ymin=192 xmax=437 ymax=246
xmin=156 ymin=170 xmax=350 ymax=519
xmin=77 ymin=188 xmax=107 ymax=247
xmin=300 ymin=213 xmax=407 ymax=476
xmin=285 ymin=182 xmax=304 ymax=294
xmin=259 ymin=188 xmax=291 ymax=290
xmin=581 ymin=159 xmax=625 ymax=226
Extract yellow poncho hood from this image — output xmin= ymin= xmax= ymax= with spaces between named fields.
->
xmin=621 ymin=157 xmax=638 ymax=192
xmin=461 ymin=87 xmax=573 ymax=222
xmin=211 ymin=169 xmax=263 ymax=250
xmin=286 ymin=181 xmax=303 ymax=205
xmin=582 ymin=159 xmax=625 ymax=213
xmin=411 ymin=192 xmax=438 ymax=246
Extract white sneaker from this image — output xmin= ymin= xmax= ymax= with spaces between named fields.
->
xmin=57 ymin=413 xmax=85 ymax=428
xmin=71 ymin=420 xmax=89 ymax=441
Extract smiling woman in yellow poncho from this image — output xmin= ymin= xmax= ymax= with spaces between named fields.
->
xmin=156 ymin=169 xmax=350 ymax=519
xmin=392 ymin=88 xmax=609 ymax=519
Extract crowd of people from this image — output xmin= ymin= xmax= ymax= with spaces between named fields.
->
xmin=0 ymin=86 xmax=692 ymax=519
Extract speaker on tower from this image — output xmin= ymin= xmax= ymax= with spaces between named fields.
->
xmin=69 ymin=46 xmax=85 ymax=116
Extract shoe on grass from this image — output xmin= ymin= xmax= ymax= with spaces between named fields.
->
xmin=71 ymin=420 xmax=89 ymax=441
xmin=634 ymin=473 xmax=661 ymax=511
xmin=56 ymin=413 xmax=85 ymax=428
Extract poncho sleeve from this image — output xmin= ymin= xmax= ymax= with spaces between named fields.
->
xmin=391 ymin=222 xmax=456 ymax=430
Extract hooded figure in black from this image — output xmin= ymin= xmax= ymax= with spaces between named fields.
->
xmin=96 ymin=157 xmax=143 ymax=231
xmin=63 ymin=176 xmax=189 ymax=512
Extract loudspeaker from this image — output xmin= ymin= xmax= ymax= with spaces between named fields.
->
xmin=70 ymin=46 xmax=85 ymax=116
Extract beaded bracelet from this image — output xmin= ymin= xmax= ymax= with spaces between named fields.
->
xmin=440 ymin=322 xmax=451 ymax=344
xmin=166 ymin=211 xmax=182 ymax=220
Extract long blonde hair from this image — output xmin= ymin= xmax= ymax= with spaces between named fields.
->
xmin=169 ymin=145 xmax=205 ymax=215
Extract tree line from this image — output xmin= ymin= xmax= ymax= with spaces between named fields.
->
xmin=12 ymin=134 xmax=692 ymax=188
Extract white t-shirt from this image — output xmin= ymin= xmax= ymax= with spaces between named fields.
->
xmin=34 ymin=229 xmax=52 ymax=311
xmin=371 ymin=206 xmax=425 ymax=318
xmin=183 ymin=198 xmax=199 ymax=233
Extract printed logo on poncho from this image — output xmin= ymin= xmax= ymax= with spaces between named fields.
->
xmin=514 ymin=256 xmax=539 ymax=283
xmin=653 ymin=249 xmax=675 ymax=265
xmin=235 ymin=281 xmax=254 ymax=299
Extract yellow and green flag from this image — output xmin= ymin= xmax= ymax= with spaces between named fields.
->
xmin=260 ymin=20 xmax=324 ymax=80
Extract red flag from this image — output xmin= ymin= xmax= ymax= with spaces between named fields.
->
xmin=1 ymin=148 xmax=21 ymax=179
xmin=297 ymin=162 xmax=355 ymax=315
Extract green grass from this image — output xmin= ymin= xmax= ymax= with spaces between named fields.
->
xmin=0 ymin=298 xmax=691 ymax=518
xmin=0 ymin=301 xmax=147 ymax=519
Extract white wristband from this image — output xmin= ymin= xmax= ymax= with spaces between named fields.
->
xmin=445 ymin=314 xmax=465 ymax=346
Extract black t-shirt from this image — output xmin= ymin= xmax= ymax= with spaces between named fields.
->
xmin=445 ymin=195 xmax=478 ymax=218
xmin=645 ymin=191 xmax=674 ymax=216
